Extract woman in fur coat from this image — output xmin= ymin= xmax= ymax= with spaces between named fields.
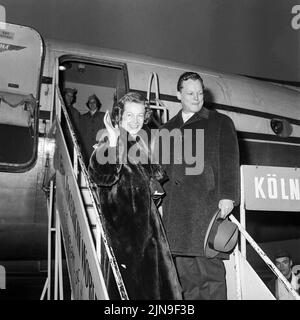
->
xmin=88 ymin=92 xmax=182 ymax=300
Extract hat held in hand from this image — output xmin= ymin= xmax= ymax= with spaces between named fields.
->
xmin=204 ymin=209 xmax=238 ymax=258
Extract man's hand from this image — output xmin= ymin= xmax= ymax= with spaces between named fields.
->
xmin=218 ymin=199 xmax=234 ymax=219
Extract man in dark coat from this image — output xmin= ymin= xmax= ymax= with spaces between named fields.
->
xmin=159 ymin=71 xmax=240 ymax=300
xmin=63 ymin=87 xmax=80 ymax=132
xmin=62 ymin=88 xmax=81 ymax=158
xmin=80 ymin=94 xmax=105 ymax=165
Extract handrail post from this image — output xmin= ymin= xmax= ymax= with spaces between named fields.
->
xmin=40 ymin=178 xmax=55 ymax=300
xmin=240 ymin=166 xmax=246 ymax=258
xmin=233 ymin=245 xmax=242 ymax=300
xmin=48 ymin=179 xmax=54 ymax=300
xmin=58 ymin=218 xmax=64 ymax=300
xmin=54 ymin=210 xmax=59 ymax=300
xmin=54 ymin=209 xmax=64 ymax=300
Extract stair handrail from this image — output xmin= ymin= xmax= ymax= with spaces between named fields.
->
xmin=229 ymin=215 xmax=300 ymax=300
xmin=55 ymin=86 xmax=129 ymax=299
xmin=147 ymin=72 xmax=168 ymax=123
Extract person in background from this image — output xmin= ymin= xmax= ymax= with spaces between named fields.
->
xmin=80 ymin=94 xmax=105 ymax=165
xmin=61 ymin=87 xmax=82 ymax=160
xmin=88 ymin=91 xmax=182 ymax=300
xmin=158 ymin=71 xmax=240 ymax=300
xmin=63 ymin=88 xmax=80 ymax=133
xmin=268 ymin=249 xmax=300 ymax=299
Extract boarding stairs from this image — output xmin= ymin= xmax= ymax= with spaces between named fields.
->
xmin=40 ymin=86 xmax=128 ymax=300
xmin=224 ymin=215 xmax=300 ymax=300
xmin=224 ymin=166 xmax=300 ymax=300
xmin=40 ymin=80 xmax=299 ymax=300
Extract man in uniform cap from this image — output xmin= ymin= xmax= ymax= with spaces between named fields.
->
xmin=63 ymin=88 xmax=80 ymax=133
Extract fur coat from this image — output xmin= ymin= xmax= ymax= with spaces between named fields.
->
xmin=88 ymin=130 xmax=182 ymax=300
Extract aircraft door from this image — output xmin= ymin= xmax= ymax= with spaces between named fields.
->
xmin=0 ymin=22 xmax=45 ymax=171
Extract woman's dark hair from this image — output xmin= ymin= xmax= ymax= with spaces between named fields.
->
xmin=177 ymin=72 xmax=204 ymax=92
xmin=86 ymin=94 xmax=102 ymax=110
xmin=111 ymin=91 xmax=152 ymax=126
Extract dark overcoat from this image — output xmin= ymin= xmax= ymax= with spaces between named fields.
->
xmin=80 ymin=110 xmax=105 ymax=164
xmin=160 ymin=106 xmax=240 ymax=257
xmin=68 ymin=105 xmax=80 ymax=133
xmin=88 ymin=134 xmax=182 ymax=300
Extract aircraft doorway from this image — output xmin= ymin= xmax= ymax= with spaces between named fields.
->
xmin=58 ymin=56 xmax=128 ymax=164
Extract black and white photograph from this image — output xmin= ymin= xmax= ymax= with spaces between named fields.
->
xmin=0 ymin=0 xmax=299 ymax=304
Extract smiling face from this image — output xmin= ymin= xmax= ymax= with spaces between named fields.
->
xmin=275 ymin=256 xmax=293 ymax=279
xmin=121 ymin=102 xmax=145 ymax=135
xmin=88 ymin=98 xmax=98 ymax=112
xmin=177 ymin=78 xmax=204 ymax=113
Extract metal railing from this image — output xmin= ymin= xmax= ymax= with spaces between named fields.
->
xmin=229 ymin=215 xmax=300 ymax=300
xmin=147 ymin=72 xmax=169 ymax=124
xmin=41 ymin=85 xmax=128 ymax=299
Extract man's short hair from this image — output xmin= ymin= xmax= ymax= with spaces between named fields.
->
xmin=177 ymin=72 xmax=204 ymax=92
xmin=274 ymin=249 xmax=291 ymax=261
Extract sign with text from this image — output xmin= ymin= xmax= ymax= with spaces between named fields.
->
xmin=55 ymin=122 xmax=108 ymax=300
xmin=242 ymin=165 xmax=300 ymax=211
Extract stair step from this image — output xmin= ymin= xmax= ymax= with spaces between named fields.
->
xmin=86 ymin=206 xmax=97 ymax=227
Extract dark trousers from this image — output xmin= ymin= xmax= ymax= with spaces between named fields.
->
xmin=174 ymin=256 xmax=227 ymax=300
